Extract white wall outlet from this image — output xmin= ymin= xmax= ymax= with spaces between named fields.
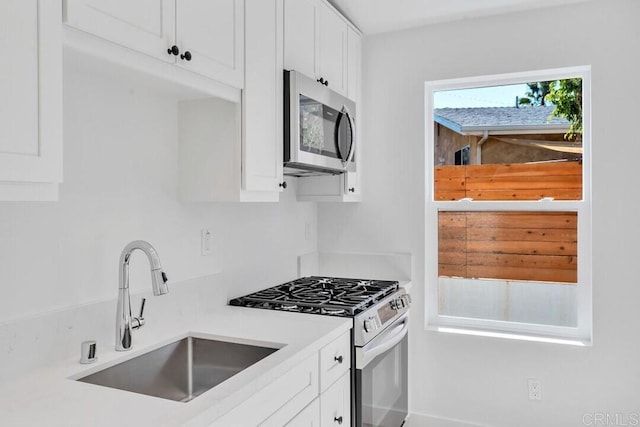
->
xmin=528 ymin=379 xmax=542 ymax=401
xmin=201 ymin=229 xmax=213 ymax=256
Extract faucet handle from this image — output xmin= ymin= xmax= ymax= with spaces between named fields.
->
xmin=139 ymin=298 xmax=146 ymax=318
xmin=132 ymin=298 xmax=146 ymax=330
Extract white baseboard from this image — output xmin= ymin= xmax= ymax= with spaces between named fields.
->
xmin=405 ymin=412 xmax=487 ymax=427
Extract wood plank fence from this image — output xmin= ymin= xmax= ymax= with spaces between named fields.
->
xmin=435 ymin=162 xmax=581 ymax=284
xmin=438 ymin=211 xmax=577 ymax=284
xmin=434 ymin=161 xmax=582 ymax=201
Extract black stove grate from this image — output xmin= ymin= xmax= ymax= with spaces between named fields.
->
xmin=229 ymin=276 xmax=399 ymax=317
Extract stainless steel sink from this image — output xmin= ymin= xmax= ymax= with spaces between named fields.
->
xmin=77 ymin=336 xmax=279 ymax=402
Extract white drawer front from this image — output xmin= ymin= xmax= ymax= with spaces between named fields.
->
xmin=286 ymin=398 xmax=321 ymax=427
xmin=320 ymin=371 xmax=351 ymax=427
xmin=211 ymin=353 xmax=319 ymax=427
xmin=319 ymin=331 xmax=350 ymax=391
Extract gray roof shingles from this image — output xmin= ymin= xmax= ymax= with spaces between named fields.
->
xmin=434 ymin=106 xmax=569 ymax=130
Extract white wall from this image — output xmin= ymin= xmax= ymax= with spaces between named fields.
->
xmin=319 ymin=0 xmax=640 ymax=425
xmin=0 ymin=54 xmax=316 ymax=324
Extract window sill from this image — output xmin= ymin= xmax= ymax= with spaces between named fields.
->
xmin=426 ymin=324 xmax=592 ymax=347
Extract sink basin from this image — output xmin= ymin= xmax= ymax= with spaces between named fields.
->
xmin=77 ymin=336 xmax=279 ymax=402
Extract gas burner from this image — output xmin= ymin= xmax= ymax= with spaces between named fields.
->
xmin=229 ymin=276 xmax=399 ymax=317
xmin=321 ymin=307 xmax=346 ymax=316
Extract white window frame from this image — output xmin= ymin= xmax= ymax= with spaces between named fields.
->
xmin=424 ymin=66 xmax=592 ymax=344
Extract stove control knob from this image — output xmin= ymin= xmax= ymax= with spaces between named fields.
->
xmin=364 ymin=317 xmax=378 ymax=333
xmin=402 ymin=294 xmax=412 ymax=308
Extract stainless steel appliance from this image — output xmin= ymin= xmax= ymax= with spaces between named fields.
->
xmin=230 ymin=276 xmax=410 ymax=427
xmin=284 ymin=70 xmax=356 ymax=176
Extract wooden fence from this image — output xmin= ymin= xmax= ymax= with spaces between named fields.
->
xmin=435 ymin=162 xmax=581 ymax=284
xmin=438 ymin=211 xmax=577 ymax=284
xmin=434 ymin=161 xmax=582 ymax=201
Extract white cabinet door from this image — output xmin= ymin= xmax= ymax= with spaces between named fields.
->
xmin=320 ymin=372 xmax=351 ymax=427
xmin=0 ymin=0 xmax=62 ymax=187
xmin=346 ymin=27 xmax=360 ymax=102
xmin=64 ymin=0 xmax=174 ymax=62
xmin=318 ymin=5 xmax=347 ymax=96
xmin=287 ymin=399 xmax=321 ymax=427
xmin=284 ymin=0 xmax=318 ymax=79
xmin=211 ymin=353 xmax=319 ymax=426
xmin=243 ymin=0 xmax=284 ymax=193
xmin=319 ymin=331 xmax=350 ymax=392
xmin=175 ymin=0 xmax=244 ymax=88
xmin=344 ymin=171 xmax=360 ymax=197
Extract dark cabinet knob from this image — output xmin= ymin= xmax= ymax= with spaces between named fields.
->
xmin=317 ymin=77 xmax=325 ymax=85
xmin=334 ymin=355 xmax=343 ymax=364
xmin=181 ymin=51 xmax=192 ymax=61
xmin=324 ymin=79 xmax=329 ymax=87
xmin=348 ymin=187 xmax=355 ymax=193
xmin=167 ymin=45 xmax=180 ymax=56
xmin=334 ymin=416 xmax=343 ymax=425
xmin=279 ymin=181 xmax=287 ymax=189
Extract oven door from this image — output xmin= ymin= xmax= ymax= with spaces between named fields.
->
xmin=355 ymin=314 xmax=409 ymax=427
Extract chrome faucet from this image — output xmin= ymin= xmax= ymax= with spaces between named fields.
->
xmin=116 ymin=240 xmax=169 ymax=351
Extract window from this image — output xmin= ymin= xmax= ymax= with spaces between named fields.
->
xmin=454 ymin=146 xmax=470 ymax=165
xmin=425 ymin=66 xmax=592 ymax=343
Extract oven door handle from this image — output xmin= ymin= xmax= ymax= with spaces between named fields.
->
xmin=356 ymin=314 xmax=409 ymax=369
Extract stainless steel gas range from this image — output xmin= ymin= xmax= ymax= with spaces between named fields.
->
xmin=230 ymin=276 xmax=411 ymax=427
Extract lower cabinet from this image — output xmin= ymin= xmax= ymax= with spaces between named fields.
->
xmin=210 ymin=330 xmax=351 ymax=427
xmin=286 ymin=399 xmax=320 ymax=426
xmin=320 ymin=372 xmax=351 ymax=427
xmin=287 ymin=371 xmax=351 ymax=427
xmin=210 ymin=353 xmax=319 ymax=426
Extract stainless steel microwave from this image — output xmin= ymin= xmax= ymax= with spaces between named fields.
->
xmin=284 ymin=70 xmax=356 ymax=177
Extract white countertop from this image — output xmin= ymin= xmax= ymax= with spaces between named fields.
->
xmin=0 ymin=306 xmax=351 ymax=426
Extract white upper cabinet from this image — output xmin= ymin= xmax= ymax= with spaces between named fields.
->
xmin=284 ymin=0 xmax=352 ymax=98
xmin=178 ymin=0 xmax=284 ymax=202
xmin=347 ymin=27 xmax=361 ymax=102
xmin=288 ymin=0 xmax=363 ymax=202
xmin=0 ymin=0 xmax=62 ymax=200
xmin=175 ymin=0 xmax=243 ymax=87
xmin=64 ymin=0 xmax=175 ymax=63
xmin=318 ymin=5 xmax=347 ymax=97
xmin=284 ymin=0 xmax=318 ymax=80
xmin=243 ymin=0 xmax=285 ymax=193
xmin=64 ymin=0 xmax=244 ymax=88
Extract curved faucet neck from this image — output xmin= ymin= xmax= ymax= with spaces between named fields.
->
xmin=118 ymin=240 xmax=164 ymax=291
xmin=116 ymin=240 xmax=168 ymax=351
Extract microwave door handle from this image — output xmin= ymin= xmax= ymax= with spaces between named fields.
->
xmin=344 ymin=110 xmax=356 ymax=167
xmin=337 ymin=106 xmax=356 ymax=169
xmin=357 ymin=316 xmax=409 ymax=369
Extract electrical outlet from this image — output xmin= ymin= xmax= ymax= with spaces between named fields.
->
xmin=528 ymin=379 xmax=542 ymax=401
xmin=201 ymin=229 xmax=213 ymax=256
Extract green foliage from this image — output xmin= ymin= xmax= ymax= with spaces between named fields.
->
xmin=519 ymin=81 xmax=553 ymax=106
xmin=519 ymin=79 xmax=583 ymax=140
xmin=546 ymin=78 xmax=583 ymax=141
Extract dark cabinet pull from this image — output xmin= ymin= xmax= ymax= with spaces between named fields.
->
xmin=317 ymin=77 xmax=325 ymax=85
xmin=334 ymin=416 xmax=343 ymax=425
xmin=167 ymin=45 xmax=180 ymax=56
xmin=324 ymin=79 xmax=329 ymax=87
xmin=348 ymin=187 xmax=355 ymax=193
xmin=334 ymin=355 xmax=343 ymax=364
xmin=279 ymin=181 xmax=287 ymax=189
xmin=181 ymin=51 xmax=192 ymax=61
